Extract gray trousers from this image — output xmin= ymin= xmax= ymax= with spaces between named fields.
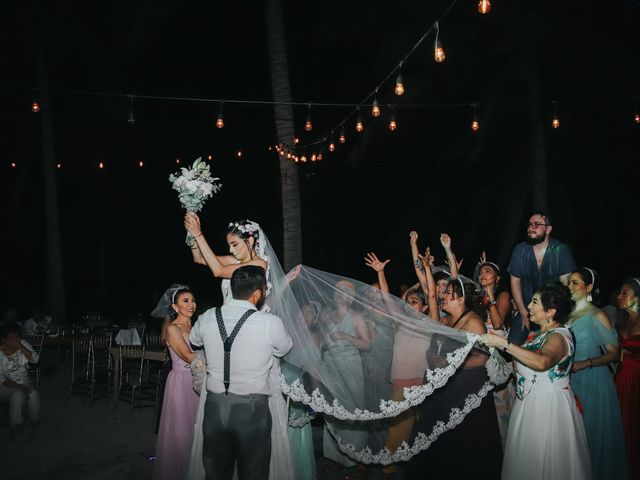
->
xmin=203 ymin=391 xmax=271 ymax=480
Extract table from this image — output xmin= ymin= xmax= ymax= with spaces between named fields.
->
xmin=109 ymin=346 xmax=167 ymax=393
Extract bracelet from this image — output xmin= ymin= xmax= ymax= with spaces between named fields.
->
xmin=488 ymin=300 xmax=497 ymax=307
xmin=193 ymin=232 xmax=203 ymax=238
xmin=190 ymin=245 xmax=199 ymax=250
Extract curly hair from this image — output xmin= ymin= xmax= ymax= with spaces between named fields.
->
xmin=535 ymin=282 xmax=574 ymax=325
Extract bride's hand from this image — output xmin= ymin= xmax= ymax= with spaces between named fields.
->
xmin=184 ymin=212 xmax=202 ymax=236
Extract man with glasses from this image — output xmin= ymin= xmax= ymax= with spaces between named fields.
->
xmin=506 ymin=212 xmax=576 ymax=345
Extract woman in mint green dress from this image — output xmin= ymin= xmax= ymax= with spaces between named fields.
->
xmin=567 ymin=268 xmax=629 ymax=480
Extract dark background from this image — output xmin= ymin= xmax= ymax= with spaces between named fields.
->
xmin=2 ymin=0 xmax=639 ymax=325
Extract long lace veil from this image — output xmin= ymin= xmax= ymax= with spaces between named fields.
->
xmin=257 ymin=228 xmax=509 ymax=464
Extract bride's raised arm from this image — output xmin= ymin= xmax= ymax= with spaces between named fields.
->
xmin=184 ymin=213 xmax=266 ymax=279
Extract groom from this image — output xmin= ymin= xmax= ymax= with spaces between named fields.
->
xmin=190 ymin=265 xmax=292 ymax=480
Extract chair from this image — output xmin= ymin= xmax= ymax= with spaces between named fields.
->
xmin=90 ymin=335 xmax=113 ymax=404
xmin=23 ymin=334 xmax=44 ymax=389
xmin=68 ymin=338 xmax=92 ymax=402
xmin=113 ymin=345 xmax=156 ymax=415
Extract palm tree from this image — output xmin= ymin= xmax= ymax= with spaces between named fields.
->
xmin=265 ymin=0 xmax=302 ymax=271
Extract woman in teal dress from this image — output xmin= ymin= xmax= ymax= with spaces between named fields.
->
xmin=567 ymin=268 xmax=629 ymax=479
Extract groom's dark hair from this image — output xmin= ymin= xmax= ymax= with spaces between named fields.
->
xmin=231 ymin=265 xmax=267 ymax=300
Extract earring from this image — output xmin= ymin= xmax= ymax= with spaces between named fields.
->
xmin=587 ymin=293 xmax=592 ymax=302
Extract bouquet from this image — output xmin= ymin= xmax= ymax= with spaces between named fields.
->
xmin=169 ymin=157 xmax=222 ymax=245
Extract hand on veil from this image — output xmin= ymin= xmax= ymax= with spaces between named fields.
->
xmin=184 ymin=212 xmax=202 ymax=236
xmin=286 ymin=264 xmax=302 ymax=283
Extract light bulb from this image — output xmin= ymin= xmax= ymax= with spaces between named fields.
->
xmin=552 ymin=117 xmax=560 ymax=129
xmin=471 ymin=120 xmax=479 ymax=132
xmin=339 ymin=127 xmax=346 ymax=144
xmin=634 ymin=113 xmax=640 ymax=124
xmin=372 ymin=98 xmax=381 ymax=117
xmin=477 ymin=0 xmax=491 ymax=14
xmin=395 ymin=74 xmax=405 ymax=96
xmin=329 ymin=142 xmax=335 ymax=152
xmin=434 ymin=44 xmax=446 ymax=63
xmin=311 ymin=153 xmax=317 ymax=162
xmin=294 ymin=137 xmax=300 ymax=145
xmin=11 ymin=162 xmax=17 ymax=168
xmin=99 ymin=162 xmax=104 ymax=169
xmin=317 ymin=152 xmax=323 ymax=161
xmin=31 ymin=102 xmax=40 ymax=113
xmin=237 ymin=151 xmax=242 ymax=157
xmin=56 ymin=163 xmax=61 ymax=169
xmin=389 ymin=117 xmax=397 ymax=131
xmin=139 ymin=161 xmax=144 ymax=167
xmin=216 ymin=114 xmax=224 ymax=129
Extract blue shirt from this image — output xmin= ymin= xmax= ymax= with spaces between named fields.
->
xmin=507 ymin=238 xmax=575 ymax=306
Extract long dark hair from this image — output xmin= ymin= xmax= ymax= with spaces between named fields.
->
xmin=447 ymin=279 xmax=486 ymax=318
xmin=617 ymin=278 xmax=640 ymax=336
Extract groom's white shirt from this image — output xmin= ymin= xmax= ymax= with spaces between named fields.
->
xmin=190 ymin=298 xmax=292 ymax=395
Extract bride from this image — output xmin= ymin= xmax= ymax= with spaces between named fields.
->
xmin=184 ymin=214 xmax=293 ymax=480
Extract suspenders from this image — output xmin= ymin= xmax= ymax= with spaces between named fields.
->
xmin=215 ymin=307 xmax=257 ymax=395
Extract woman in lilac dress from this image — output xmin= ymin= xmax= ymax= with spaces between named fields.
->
xmin=153 ymin=286 xmax=200 ymax=480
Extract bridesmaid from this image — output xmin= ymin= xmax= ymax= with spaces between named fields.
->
xmin=567 ymin=268 xmax=628 ymax=479
xmin=153 ymin=287 xmax=199 ymax=480
xmin=615 ymin=278 xmax=640 ymax=480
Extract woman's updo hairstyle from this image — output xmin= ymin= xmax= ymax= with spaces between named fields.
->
xmin=170 ymin=287 xmax=193 ymax=320
xmin=227 ymin=220 xmax=260 ymax=241
xmin=535 ymin=282 xmax=574 ymax=325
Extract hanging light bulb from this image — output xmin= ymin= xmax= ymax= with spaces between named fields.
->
xmin=138 ymin=161 xmax=144 ymax=167
xmin=294 ymin=136 xmax=300 ymax=145
xmin=395 ymin=67 xmax=405 ymax=96
xmin=56 ymin=163 xmax=62 ymax=169
xmin=127 ymin=94 xmax=135 ymax=125
xmin=634 ymin=99 xmax=640 ymax=124
xmin=317 ymin=152 xmax=323 ymax=161
xmin=434 ymin=22 xmax=445 ymax=63
xmin=311 ymin=153 xmax=317 ymax=162
xmin=389 ymin=107 xmax=397 ymax=131
xmin=237 ymin=150 xmax=243 ymax=157
xmin=216 ymin=101 xmax=224 ymax=128
xmin=294 ymin=156 xmax=299 ymax=163
xmin=99 ymin=162 xmax=104 ymax=169
xmin=635 ymin=113 xmax=640 ymax=124
xmin=477 ymin=0 xmax=491 ymax=14
xmin=339 ymin=125 xmax=346 ymax=144
xmin=31 ymin=101 xmax=40 ymax=113
xmin=355 ymin=108 xmax=364 ymax=132
xmin=10 ymin=162 xmax=16 ymax=168
xmin=301 ymin=154 xmax=307 ymax=163
xmin=329 ymin=131 xmax=336 ymax=151
xmin=305 ymin=104 xmax=313 ymax=131
xmin=551 ymin=101 xmax=560 ymax=129
xmin=208 ymin=154 xmax=213 ymax=161
xmin=372 ymin=90 xmax=381 ymax=117
xmin=471 ymin=104 xmax=479 ymax=132
xmin=176 ymin=158 xmax=180 ymax=164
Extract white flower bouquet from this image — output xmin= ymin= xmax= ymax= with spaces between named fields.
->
xmin=169 ymin=157 xmax=222 ymax=245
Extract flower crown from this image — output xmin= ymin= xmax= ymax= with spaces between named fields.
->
xmin=229 ymin=221 xmax=260 ymax=238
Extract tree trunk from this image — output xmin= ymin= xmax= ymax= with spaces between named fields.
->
xmin=265 ymin=0 xmax=302 ymax=271
xmin=37 ymin=47 xmax=67 ymax=325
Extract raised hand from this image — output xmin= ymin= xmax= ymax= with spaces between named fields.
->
xmin=479 ymin=250 xmax=487 ymax=265
xmin=409 ymin=231 xmax=418 ymax=245
xmin=440 ymin=233 xmax=451 ymax=250
xmin=444 ymin=257 xmax=464 ymax=271
xmin=365 ymin=252 xmax=390 ymax=272
xmin=184 ymin=212 xmax=202 ymax=236
xmin=286 ymin=264 xmax=302 ymax=282
xmin=418 ymin=247 xmax=435 ymax=268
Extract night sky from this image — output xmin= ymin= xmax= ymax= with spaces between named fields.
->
xmin=2 ymin=1 xmax=639 ymax=325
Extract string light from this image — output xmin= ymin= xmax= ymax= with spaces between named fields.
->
xmin=329 ymin=131 xmax=336 ymax=151
xmin=339 ymin=125 xmax=346 ymax=144
xmin=434 ymin=22 xmax=445 ymax=63
xmin=634 ymin=98 xmax=640 ymax=124
xmin=389 ymin=107 xmax=398 ymax=131
xmin=294 ymin=136 xmax=300 ymax=145
xmin=372 ymin=90 xmax=381 ymax=117
xmin=300 ymin=154 xmax=307 ymax=163
xmin=355 ymin=108 xmax=364 ymax=132
xmin=216 ymin=101 xmax=224 ymax=128
xmin=311 ymin=153 xmax=317 ymax=162
xmin=305 ymin=104 xmax=313 ymax=131
xmin=31 ymin=101 xmax=40 ymax=113
xmin=208 ymin=154 xmax=213 ymax=161
xmin=127 ymin=94 xmax=135 ymax=125
xmin=99 ymin=162 xmax=104 ymax=169
xmin=237 ymin=150 xmax=243 ymax=157
xmin=477 ymin=0 xmax=491 ymax=14
xmin=317 ymin=151 xmax=323 ymax=161
xmin=395 ymin=64 xmax=405 ymax=96
xmin=471 ymin=104 xmax=479 ymax=132
xmin=56 ymin=163 xmax=61 ymax=169
xmin=138 ymin=161 xmax=144 ymax=167
xmin=10 ymin=162 xmax=16 ymax=168
xmin=176 ymin=158 xmax=180 ymax=164
xmin=551 ymin=101 xmax=560 ymax=129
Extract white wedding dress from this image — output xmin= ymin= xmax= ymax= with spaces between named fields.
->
xmin=186 ymin=279 xmax=293 ymax=480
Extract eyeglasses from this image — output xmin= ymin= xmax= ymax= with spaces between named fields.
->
xmin=527 ymin=222 xmax=548 ymax=229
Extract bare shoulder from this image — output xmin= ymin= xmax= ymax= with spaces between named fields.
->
xmin=462 ymin=313 xmax=486 ymax=335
